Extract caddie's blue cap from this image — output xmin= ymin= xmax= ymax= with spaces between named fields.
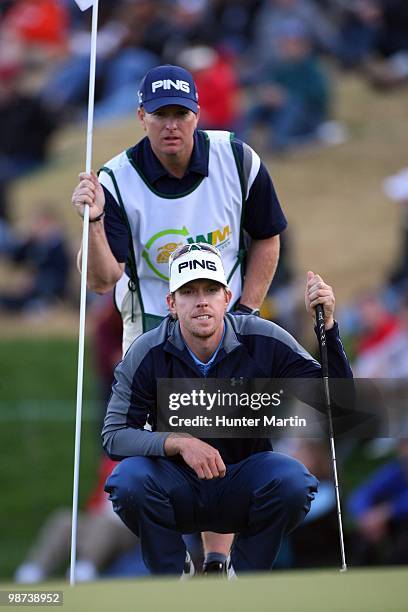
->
xmin=137 ymin=64 xmax=199 ymax=113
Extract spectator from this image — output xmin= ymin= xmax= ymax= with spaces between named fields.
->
xmin=350 ymin=291 xmax=408 ymax=459
xmin=14 ymin=456 xmax=139 ymax=583
xmin=242 ymin=21 xmax=330 ymax=153
xmin=353 ymin=293 xmax=408 ymax=379
xmin=335 ymin=0 xmax=382 ymax=69
xmin=0 ymin=50 xmax=58 ymax=222
xmin=40 ymin=3 xmax=131 ymax=117
xmin=249 ymin=0 xmax=338 ymax=69
xmin=0 ymin=208 xmax=70 ymax=315
xmin=1 ymin=0 xmax=69 ymax=60
xmin=336 ymin=1 xmax=408 ymax=88
xmin=376 ymin=0 xmax=408 ymax=58
xmin=42 ymin=0 xmax=178 ymax=121
xmin=89 ymin=293 xmax=123 ymax=430
xmin=178 ymin=45 xmax=240 ymax=131
xmin=347 ymin=440 xmax=408 ymax=566
xmin=352 ymin=292 xmax=401 ymax=378
xmin=189 ymin=0 xmax=264 ymax=55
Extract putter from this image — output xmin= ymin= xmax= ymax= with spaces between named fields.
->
xmin=316 ymin=304 xmax=348 ymax=572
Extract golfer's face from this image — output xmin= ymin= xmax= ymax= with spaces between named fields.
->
xmin=138 ymin=105 xmax=199 ymax=158
xmin=170 ymin=279 xmax=230 ymax=341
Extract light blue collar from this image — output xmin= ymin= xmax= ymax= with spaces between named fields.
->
xmin=185 ymin=323 xmax=226 ymax=376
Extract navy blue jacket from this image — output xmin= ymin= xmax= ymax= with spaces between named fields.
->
xmin=102 ymin=313 xmax=352 ymax=464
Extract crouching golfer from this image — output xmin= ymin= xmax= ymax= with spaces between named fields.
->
xmin=103 ymin=243 xmax=352 ymax=576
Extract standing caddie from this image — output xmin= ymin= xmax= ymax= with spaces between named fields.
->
xmin=71 ymin=64 xmax=287 ymax=572
xmin=71 ymin=64 xmax=287 ymax=351
xmin=102 ymin=243 xmax=353 ymax=577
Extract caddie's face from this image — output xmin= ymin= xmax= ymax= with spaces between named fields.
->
xmin=167 ymin=279 xmax=231 ymax=341
xmin=138 ymin=105 xmax=199 ymax=159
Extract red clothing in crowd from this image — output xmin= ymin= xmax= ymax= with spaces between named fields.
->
xmin=3 ymin=0 xmax=69 ymax=47
xmin=194 ymin=56 xmax=240 ymax=130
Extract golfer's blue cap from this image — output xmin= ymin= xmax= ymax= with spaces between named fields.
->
xmin=138 ymin=64 xmax=199 ymax=114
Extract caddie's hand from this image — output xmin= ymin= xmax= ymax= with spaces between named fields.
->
xmin=305 ymin=270 xmax=335 ymax=330
xmin=164 ymin=435 xmax=226 ymax=479
xmin=71 ymin=170 xmax=105 ymax=221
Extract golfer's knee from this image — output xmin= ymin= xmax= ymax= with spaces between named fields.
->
xmin=281 ymin=465 xmax=318 ymax=525
xmin=104 ymin=457 xmax=153 ymax=511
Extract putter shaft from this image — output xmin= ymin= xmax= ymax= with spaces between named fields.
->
xmin=316 ymin=304 xmax=348 ymax=572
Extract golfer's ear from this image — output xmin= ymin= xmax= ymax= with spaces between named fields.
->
xmin=225 ymin=288 xmax=232 ymax=309
xmin=167 ymin=292 xmax=176 ymax=317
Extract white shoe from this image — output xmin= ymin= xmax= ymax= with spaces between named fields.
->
xmin=180 ymin=551 xmax=195 ymax=580
xmin=73 ymin=560 xmax=97 ymax=582
xmin=15 ymin=563 xmax=45 ymax=584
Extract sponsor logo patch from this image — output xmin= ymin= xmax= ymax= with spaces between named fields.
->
xmin=151 ymin=79 xmax=191 ymax=94
xmin=141 ymin=225 xmax=232 ymax=281
xmin=178 ymin=260 xmax=217 ymax=273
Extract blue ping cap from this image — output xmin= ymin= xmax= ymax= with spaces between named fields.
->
xmin=138 ymin=64 xmax=199 ymax=113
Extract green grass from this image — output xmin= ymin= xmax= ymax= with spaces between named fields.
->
xmin=0 ymin=339 xmax=95 ymax=400
xmin=0 ymin=339 xmax=100 ymax=579
xmin=1 ymin=568 xmax=407 ymax=611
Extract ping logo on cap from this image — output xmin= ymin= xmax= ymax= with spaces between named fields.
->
xmin=139 ymin=65 xmax=199 ymax=113
xmin=152 ymin=79 xmax=191 ymax=93
xmin=178 ymin=259 xmax=217 ymax=273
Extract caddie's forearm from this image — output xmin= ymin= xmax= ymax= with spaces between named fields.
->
xmin=78 ymin=221 xmax=124 ymax=293
xmin=240 ymin=235 xmax=280 ymax=309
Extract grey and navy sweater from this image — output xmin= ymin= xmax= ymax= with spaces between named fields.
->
xmin=102 ymin=314 xmax=352 ymax=465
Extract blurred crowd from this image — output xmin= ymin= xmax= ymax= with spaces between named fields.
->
xmin=1 ymin=0 xmax=408 ymax=303
xmin=0 ymin=0 xmax=407 ymax=580
xmin=1 ymin=0 xmax=408 ymax=155
xmin=1 ymin=0 xmax=408 ymax=227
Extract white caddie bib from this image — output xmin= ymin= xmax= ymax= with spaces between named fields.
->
xmin=99 ymin=130 xmax=260 ymax=335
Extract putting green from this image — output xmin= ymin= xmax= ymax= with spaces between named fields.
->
xmin=2 ymin=568 xmax=407 ymax=611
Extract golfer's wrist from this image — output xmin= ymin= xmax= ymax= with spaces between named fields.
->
xmin=164 ymin=432 xmax=192 ymax=456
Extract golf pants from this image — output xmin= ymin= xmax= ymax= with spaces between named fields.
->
xmin=105 ymin=451 xmax=318 ymax=575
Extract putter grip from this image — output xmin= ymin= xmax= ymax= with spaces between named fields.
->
xmin=316 ymin=304 xmax=329 ymax=378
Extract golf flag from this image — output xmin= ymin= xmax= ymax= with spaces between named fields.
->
xmin=74 ymin=0 xmax=94 ymax=11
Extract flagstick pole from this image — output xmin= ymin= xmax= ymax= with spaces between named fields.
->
xmin=69 ymin=0 xmax=99 ymax=587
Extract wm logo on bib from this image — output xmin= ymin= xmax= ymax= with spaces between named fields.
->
xmin=142 ymin=225 xmax=232 ymax=281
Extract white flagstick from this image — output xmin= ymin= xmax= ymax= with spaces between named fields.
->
xmin=70 ymin=0 xmax=99 ymax=587
xmin=74 ymin=0 xmax=94 ymax=10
